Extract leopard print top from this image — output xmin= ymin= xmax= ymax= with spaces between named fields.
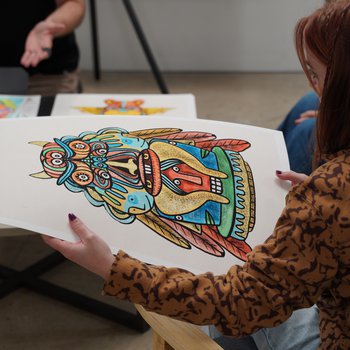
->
xmin=103 ymin=150 xmax=350 ymax=350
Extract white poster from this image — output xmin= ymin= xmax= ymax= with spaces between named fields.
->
xmin=0 ymin=95 xmax=40 ymax=119
xmin=0 ymin=116 xmax=289 ymax=274
xmin=0 ymin=95 xmax=40 ymax=229
xmin=51 ymin=93 xmax=197 ymax=119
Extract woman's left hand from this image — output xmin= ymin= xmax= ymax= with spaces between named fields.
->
xmin=276 ymin=170 xmax=308 ymax=186
xmin=42 ymin=214 xmax=115 ymax=281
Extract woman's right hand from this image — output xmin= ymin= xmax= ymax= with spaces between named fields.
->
xmin=20 ymin=20 xmax=65 ymax=68
xmin=276 ymin=170 xmax=308 ymax=186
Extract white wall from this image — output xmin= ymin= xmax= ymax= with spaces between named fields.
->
xmin=75 ymin=0 xmax=324 ymax=72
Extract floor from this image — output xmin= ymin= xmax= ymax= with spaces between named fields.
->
xmin=0 ymin=71 xmax=310 ymax=350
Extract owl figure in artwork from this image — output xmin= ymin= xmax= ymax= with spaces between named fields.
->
xmin=30 ymin=127 xmax=256 ymax=261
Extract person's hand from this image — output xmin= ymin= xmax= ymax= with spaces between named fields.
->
xmin=42 ymin=214 xmax=115 ymax=281
xmin=295 ymin=110 xmax=318 ymax=125
xmin=20 ymin=20 xmax=66 ymax=68
xmin=276 ymin=170 xmax=308 ymax=186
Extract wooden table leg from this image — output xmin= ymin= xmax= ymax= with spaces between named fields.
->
xmin=153 ymin=331 xmax=174 ymax=350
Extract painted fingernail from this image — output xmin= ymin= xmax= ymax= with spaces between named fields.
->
xmin=276 ymin=170 xmax=282 ymax=175
xmin=68 ymin=213 xmax=77 ymax=221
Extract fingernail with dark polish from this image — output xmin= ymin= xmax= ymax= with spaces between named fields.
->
xmin=68 ymin=213 xmax=77 ymax=221
xmin=276 ymin=170 xmax=282 ymax=175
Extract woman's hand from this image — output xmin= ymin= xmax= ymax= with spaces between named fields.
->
xmin=295 ymin=110 xmax=318 ymax=125
xmin=20 ymin=20 xmax=65 ymax=68
xmin=42 ymin=214 xmax=115 ymax=281
xmin=276 ymin=170 xmax=308 ymax=186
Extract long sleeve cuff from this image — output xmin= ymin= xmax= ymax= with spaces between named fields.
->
xmin=102 ymin=250 xmax=160 ymax=303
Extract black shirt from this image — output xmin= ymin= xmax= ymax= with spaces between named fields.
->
xmin=0 ymin=0 xmax=79 ymax=75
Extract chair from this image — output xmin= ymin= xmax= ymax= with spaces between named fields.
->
xmin=0 ymin=67 xmax=28 ymax=94
xmin=135 ymin=304 xmax=223 ymax=350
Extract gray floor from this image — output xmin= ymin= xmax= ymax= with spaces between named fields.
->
xmin=0 ymin=71 xmax=310 ymax=350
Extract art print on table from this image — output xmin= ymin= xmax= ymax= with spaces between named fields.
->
xmin=0 ymin=95 xmax=40 ymax=118
xmin=0 ymin=116 xmax=289 ymax=274
xmin=30 ymin=127 xmax=255 ymax=261
xmin=75 ymin=99 xmax=171 ymax=116
xmin=51 ymin=94 xmax=197 ymax=119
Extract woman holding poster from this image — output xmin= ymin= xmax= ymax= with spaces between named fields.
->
xmin=43 ymin=2 xmax=350 ymax=349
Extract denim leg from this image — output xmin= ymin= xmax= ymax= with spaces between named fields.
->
xmin=285 ymin=117 xmax=316 ymax=175
xmin=210 ymin=307 xmax=319 ymax=350
xmin=209 ymin=325 xmax=222 ymax=339
xmin=215 ymin=335 xmax=258 ymax=350
xmin=210 ymin=326 xmax=258 ymax=350
xmin=278 ymin=91 xmax=319 ymax=139
xmin=278 ymin=91 xmax=319 ymax=175
xmin=251 ymin=306 xmax=320 ymax=350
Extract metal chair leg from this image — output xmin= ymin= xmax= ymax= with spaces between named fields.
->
xmin=122 ymin=0 xmax=169 ymax=94
xmin=89 ymin=0 xmax=101 ymax=80
xmin=89 ymin=0 xmax=169 ymax=93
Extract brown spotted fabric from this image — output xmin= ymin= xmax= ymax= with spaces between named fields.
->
xmin=103 ymin=149 xmax=350 ymax=350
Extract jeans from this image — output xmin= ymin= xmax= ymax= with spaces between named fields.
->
xmin=252 ymin=306 xmax=320 ymax=350
xmin=277 ymin=91 xmax=319 ymax=175
xmin=211 ymin=306 xmax=320 ymax=350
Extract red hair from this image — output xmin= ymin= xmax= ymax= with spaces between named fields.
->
xmin=295 ymin=1 xmax=350 ymax=162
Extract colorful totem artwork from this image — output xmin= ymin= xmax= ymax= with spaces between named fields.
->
xmin=75 ymin=99 xmax=170 ymax=116
xmin=30 ymin=127 xmax=256 ymax=261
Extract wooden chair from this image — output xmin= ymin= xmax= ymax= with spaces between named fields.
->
xmin=135 ymin=304 xmax=223 ymax=350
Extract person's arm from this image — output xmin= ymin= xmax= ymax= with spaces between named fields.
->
xmin=21 ymin=0 xmax=85 ymax=68
xmin=49 ymin=0 xmax=86 ymax=36
xmin=43 ymin=178 xmax=338 ymax=338
xmin=102 ymin=189 xmax=337 ymax=337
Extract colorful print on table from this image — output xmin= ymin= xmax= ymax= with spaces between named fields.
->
xmin=75 ymin=99 xmax=171 ymax=116
xmin=0 ymin=95 xmax=40 ymax=118
xmin=30 ymin=127 xmax=255 ymax=261
xmin=51 ymin=94 xmax=197 ymax=119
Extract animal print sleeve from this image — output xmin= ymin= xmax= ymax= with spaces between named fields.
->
xmin=103 ymin=188 xmax=338 ymax=337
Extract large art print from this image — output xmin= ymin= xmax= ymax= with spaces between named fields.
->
xmin=0 ymin=116 xmax=289 ymax=274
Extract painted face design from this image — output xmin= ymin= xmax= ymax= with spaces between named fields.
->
xmin=31 ymin=127 xmax=255 ymax=261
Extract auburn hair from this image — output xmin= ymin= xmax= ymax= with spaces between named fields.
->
xmin=295 ymin=1 xmax=350 ymax=163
